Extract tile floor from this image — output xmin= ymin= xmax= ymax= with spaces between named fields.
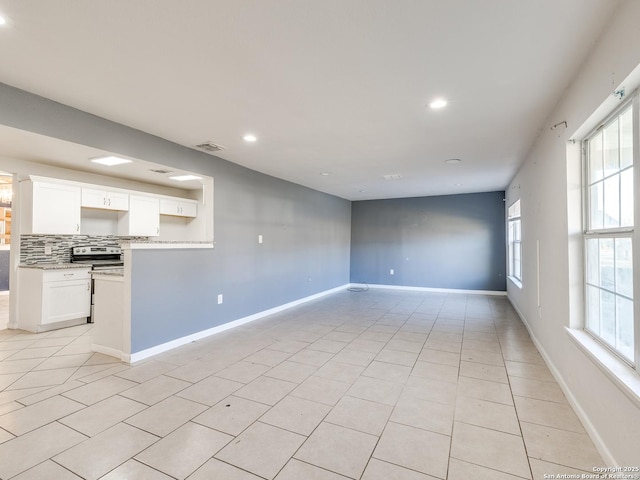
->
xmin=0 ymin=289 xmax=608 ymax=479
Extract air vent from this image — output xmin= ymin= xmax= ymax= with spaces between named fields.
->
xmin=149 ymin=168 xmax=174 ymax=175
xmin=195 ymin=141 xmax=227 ymax=153
xmin=383 ymin=174 xmax=403 ymax=180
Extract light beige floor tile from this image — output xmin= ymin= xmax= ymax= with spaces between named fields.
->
xmin=135 ymin=422 xmax=232 ymax=479
xmin=100 ymin=459 xmax=173 ymax=479
xmin=505 ymin=361 xmax=555 ymax=382
xmin=346 ymin=339 xmax=386 ymax=354
xmin=216 ymin=422 xmax=306 ymax=479
xmin=375 ymin=348 xmax=418 ymax=367
xmin=373 ymin=422 xmax=450 ymax=479
xmin=54 ymin=423 xmax=157 ymax=480
xmin=11 ymin=460 xmax=83 ymax=480
xmin=0 ymin=394 xmax=85 ymax=436
xmin=68 ymin=364 xmax=128 ymax=383
xmin=264 ymin=360 xmax=318 ymax=383
xmin=358 ymin=331 xmax=394 ymax=343
xmin=395 ymin=388 xmax=456 ymax=433
xmin=502 ymin=347 xmax=546 ymax=365
xmin=447 ymin=458 xmax=526 ymax=480
xmin=0 ymin=422 xmax=87 ymax=479
xmin=164 ymin=358 xmax=228 ymax=383
xmin=362 ymin=361 xmax=411 ymax=383
xmin=325 ymin=396 xmax=392 ymax=435
xmin=177 ymin=375 xmax=244 ymax=406
xmin=16 ymin=380 xmax=84 ymax=406
xmin=5 ymin=346 xmax=62 ymax=360
xmin=62 ymin=375 xmax=138 ymax=405
xmin=114 ymin=360 xmax=177 ymax=383
xmin=427 ymin=332 xmax=463 ymax=344
xmin=401 ymin=376 xmax=458 ymax=405
xmin=455 ymin=396 xmax=520 ymax=435
xmin=234 ymin=376 xmax=298 ymax=406
xmin=308 ymin=339 xmax=348 ymax=354
xmin=29 ymin=336 xmax=76 ymax=348
xmin=393 ymin=331 xmax=428 ymax=343
xmin=291 ymin=376 xmax=351 ymax=406
xmin=331 ymin=349 xmax=376 ymax=367
xmin=32 ymin=353 xmax=93 ymax=371
xmin=361 ymin=458 xmax=439 ymax=480
xmin=457 ymin=376 xmax=513 ymax=405
xmin=313 ymin=361 xmax=365 ymax=384
xmin=509 ymin=376 xmax=567 ymax=404
xmin=521 ymin=421 xmax=603 ymax=471
xmin=125 ymin=394 xmax=205 ymax=435
xmin=450 ymin=422 xmax=530 ymax=478
xmin=411 ymin=361 xmax=459 ymax=383
xmin=276 ymin=458 xmax=350 ymax=479
xmin=0 ymin=401 xmax=23 ymax=416
xmin=460 ymin=347 xmax=504 ymax=366
xmin=59 ymin=395 xmax=147 ymax=436
xmin=515 ymin=396 xmax=584 ymax=433
xmin=261 ymin=395 xmax=331 ymax=435
xmin=323 ymin=331 xmax=360 ymax=343
xmin=244 ymin=348 xmax=293 ymax=367
xmin=385 ymin=339 xmax=423 ymax=353
xmin=295 ymin=422 xmax=378 ymax=479
xmin=214 ymin=361 xmax=272 ymax=384
xmin=347 ymin=376 xmax=404 ymax=406
xmin=418 ymin=348 xmax=460 ymax=367
xmin=119 ymin=374 xmax=191 ymax=405
xmin=267 ymin=340 xmax=311 ymax=354
xmin=0 ymin=426 xmax=14 ymax=444
xmin=190 ymin=458 xmax=264 ymax=480
xmin=6 ymin=367 xmax=76 ymax=390
xmin=192 ymin=395 xmax=269 ymax=435
xmin=287 ymin=349 xmax=335 ymax=367
xmin=0 ymin=358 xmax=43 ymax=374
xmin=528 ymin=458 xmax=593 ymax=480
xmin=423 ymin=338 xmax=462 ymax=353
xmin=459 ymin=361 xmax=508 ymax=383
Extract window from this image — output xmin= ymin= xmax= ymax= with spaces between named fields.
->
xmin=508 ymin=199 xmax=522 ymax=284
xmin=584 ymin=101 xmax=635 ymax=366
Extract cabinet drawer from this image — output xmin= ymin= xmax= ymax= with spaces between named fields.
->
xmin=43 ymin=268 xmax=91 ymax=282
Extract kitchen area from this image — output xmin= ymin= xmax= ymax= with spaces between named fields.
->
xmin=1 ymin=143 xmax=214 ymax=363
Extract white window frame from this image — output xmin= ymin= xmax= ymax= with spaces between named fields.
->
xmin=582 ymin=94 xmax=640 ymax=372
xmin=508 ymin=199 xmax=522 ymax=286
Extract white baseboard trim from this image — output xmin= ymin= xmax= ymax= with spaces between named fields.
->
xmin=92 ymin=343 xmax=127 ymax=362
xmin=507 ymin=298 xmax=616 ymax=466
xmin=357 ymin=283 xmax=507 ymax=296
xmin=127 ymin=284 xmax=350 ymax=364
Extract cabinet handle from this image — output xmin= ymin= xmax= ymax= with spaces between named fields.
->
xmin=157 ymin=227 xmax=160 ymax=234
xmin=87 ymin=282 xmax=90 ymax=291
xmin=103 ymin=197 xmax=107 ymax=205
xmin=108 ymin=198 xmax=111 ymax=206
xmin=64 ymin=273 xmax=73 ymax=277
xmin=76 ymin=224 xmax=80 ymax=232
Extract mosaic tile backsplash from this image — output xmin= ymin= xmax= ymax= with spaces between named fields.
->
xmin=20 ymin=235 xmax=148 ymax=264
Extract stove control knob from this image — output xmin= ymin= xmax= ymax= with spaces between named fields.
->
xmin=81 ymin=248 xmax=87 ymax=253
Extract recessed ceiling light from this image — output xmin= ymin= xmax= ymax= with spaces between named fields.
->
xmin=320 ymin=172 xmax=330 ymax=176
xmin=429 ymin=98 xmax=447 ymax=109
xmin=0 ymin=15 xmax=6 ymax=25
xmin=454 ymin=183 xmax=463 ymax=186
xmin=243 ymin=134 xmax=257 ymax=142
xmin=445 ymin=158 xmax=462 ymax=164
xmin=90 ymin=156 xmax=132 ymax=166
xmin=169 ymin=175 xmax=202 ymax=182
xmin=359 ymin=190 xmax=366 ymax=193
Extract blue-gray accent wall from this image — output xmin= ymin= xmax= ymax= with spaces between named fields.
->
xmin=0 ymin=250 xmax=9 ymax=291
xmin=350 ymin=192 xmax=506 ymax=291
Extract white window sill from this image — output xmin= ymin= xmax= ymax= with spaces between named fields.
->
xmin=565 ymin=327 xmax=640 ymax=408
xmin=508 ymin=276 xmax=522 ymax=289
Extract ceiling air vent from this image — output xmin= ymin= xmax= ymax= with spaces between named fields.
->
xmin=149 ymin=169 xmax=174 ymax=175
xmin=383 ymin=174 xmax=403 ymax=180
xmin=194 ymin=141 xmax=227 ymax=154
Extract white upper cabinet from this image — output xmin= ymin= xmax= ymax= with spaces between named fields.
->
xmin=118 ymin=194 xmax=160 ymax=236
xmin=22 ymin=179 xmax=81 ymax=234
xmin=159 ymin=197 xmax=197 ymax=218
xmin=81 ymin=188 xmax=129 ymax=211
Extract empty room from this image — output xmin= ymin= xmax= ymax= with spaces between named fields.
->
xmin=0 ymin=1 xmax=638 ymax=479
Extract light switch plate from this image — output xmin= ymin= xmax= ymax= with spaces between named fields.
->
xmin=217 ymin=294 xmax=223 ymax=304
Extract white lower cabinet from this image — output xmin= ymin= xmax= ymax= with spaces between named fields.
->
xmin=18 ymin=267 xmax=91 ymax=332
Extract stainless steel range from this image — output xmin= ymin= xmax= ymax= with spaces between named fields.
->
xmin=71 ymin=245 xmax=124 ymax=322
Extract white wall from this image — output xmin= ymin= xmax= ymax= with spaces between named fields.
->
xmin=507 ymin=0 xmax=640 ymax=465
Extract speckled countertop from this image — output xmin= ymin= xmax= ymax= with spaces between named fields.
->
xmin=19 ymin=263 xmax=92 ymax=270
xmin=91 ymin=269 xmax=124 ymax=277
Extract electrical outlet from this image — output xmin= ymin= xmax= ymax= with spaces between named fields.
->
xmin=390 ymin=269 xmax=394 ymax=275
xmin=258 ymin=235 xmax=263 ymax=244
xmin=217 ymin=294 xmax=223 ymax=304
xmin=44 ymin=245 xmax=52 ymax=255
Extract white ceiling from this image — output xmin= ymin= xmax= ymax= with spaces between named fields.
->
xmin=0 ymin=0 xmax=622 ymax=200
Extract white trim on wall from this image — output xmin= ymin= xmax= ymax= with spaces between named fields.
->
xmin=360 ymin=283 xmax=507 ymax=296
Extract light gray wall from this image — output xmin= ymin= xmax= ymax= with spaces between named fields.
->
xmin=350 ymin=192 xmax=506 ymax=291
xmin=0 ymin=83 xmax=352 ymax=352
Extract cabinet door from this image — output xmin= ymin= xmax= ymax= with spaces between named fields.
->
xmin=32 ymin=182 xmax=81 ymax=234
xmin=122 ymin=195 xmax=160 ymax=236
xmin=159 ymin=198 xmax=197 ymax=218
xmin=42 ymin=279 xmax=91 ymax=325
xmin=82 ymin=188 xmax=129 ymax=211
xmin=106 ymin=192 xmax=129 ymax=211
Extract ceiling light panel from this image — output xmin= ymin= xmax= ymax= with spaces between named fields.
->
xmin=90 ymin=156 xmax=132 ymax=166
xmin=429 ymin=98 xmax=447 ymax=109
xmin=243 ymin=134 xmax=257 ymax=142
xmin=169 ymin=174 xmax=202 ymax=182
